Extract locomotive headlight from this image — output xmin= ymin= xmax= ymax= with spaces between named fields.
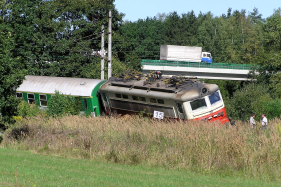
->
xmin=201 ymin=88 xmax=208 ymax=94
xmin=201 ymin=117 xmax=207 ymax=121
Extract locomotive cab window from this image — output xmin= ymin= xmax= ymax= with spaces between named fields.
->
xmin=115 ymin=94 xmax=121 ymax=98
xmin=190 ymin=98 xmax=207 ymax=111
xmin=16 ymin=92 xmax=23 ymax=99
xmin=208 ymin=91 xmax=221 ymax=105
xmin=39 ymin=94 xmax=47 ymax=107
xmin=27 ymin=93 xmax=35 ymax=104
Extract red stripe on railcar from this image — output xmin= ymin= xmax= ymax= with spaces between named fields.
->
xmin=195 ymin=107 xmax=229 ymax=124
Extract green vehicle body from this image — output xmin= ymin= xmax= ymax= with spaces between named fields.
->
xmin=17 ymin=76 xmax=106 ymax=116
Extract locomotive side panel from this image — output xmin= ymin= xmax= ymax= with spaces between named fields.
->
xmin=99 ymin=70 xmax=230 ymax=124
xmin=103 ymin=91 xmax=181 ymax=118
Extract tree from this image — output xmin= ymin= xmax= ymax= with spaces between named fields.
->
xmin=2 ymin=0 xmax=124 ymax=78
xmin=227 ymin=83 xmax=271 ymax=121
xmin=0 ymin=24 xmax=26 ymax=124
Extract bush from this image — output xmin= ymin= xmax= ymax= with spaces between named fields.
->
xmin=17 ymin=100 xmax=41 ymax=118
xmin=262 ymin=98 xmax=281 ymax=120
xmin=227 ymin=83 xmax=272 ymax=121
xmin=47 ymin=91 xmax=82 ymax=117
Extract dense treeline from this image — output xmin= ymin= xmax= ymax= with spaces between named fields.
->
xmin=0 ymin=0 xmax=281 ymax=122
xmin=118 ymin=9 xmax=273 ymax=65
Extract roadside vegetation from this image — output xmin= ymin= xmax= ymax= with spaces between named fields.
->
xmin=2 ymin=114 xmax=281 ymax=182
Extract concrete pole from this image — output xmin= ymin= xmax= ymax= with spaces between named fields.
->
xmin=108 ymin=10 xmax=112 ymax=79
xmin=101 ymin=25 xmax=104 ymax=79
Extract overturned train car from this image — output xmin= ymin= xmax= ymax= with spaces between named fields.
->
xmin=99 ymin=72 xmax=230 ymax=124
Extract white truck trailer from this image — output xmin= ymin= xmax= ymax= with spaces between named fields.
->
xmin=160 ymin=45 xmax=212 ymax=63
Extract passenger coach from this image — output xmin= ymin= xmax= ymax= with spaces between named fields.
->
xmin=16 ymin=76 xmax=106 ymax=116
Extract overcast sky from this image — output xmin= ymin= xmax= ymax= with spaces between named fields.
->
xmin=115 ymin=0 xmax=280 ymax=22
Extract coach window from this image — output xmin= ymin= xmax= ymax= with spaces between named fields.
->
xmin=150 ymin=98 xmax=157 ymax=103
xmin=39 ymin=94 xmax=47 ymax=107
xmin=84 ymin=98 xmax=88 ymax=110
xmin=27 ymin=93 xmax=35 ymax=104
xmin=139 ymin=97 xmax=146 ymax=102
xmin=132 ymin=96 xmax=139 ymax=101
xmin=122 ymin=94 xmax=128 ymax=99
xmin=16 ymin=92 xmax=23 ymax=99
xmin=115 ymin=94 xmax=121 ymax=98
xmin=157 ymin=99 xmax=164 ymax=104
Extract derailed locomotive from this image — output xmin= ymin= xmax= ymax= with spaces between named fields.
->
xmin=99 ymin=71 xmax=229 ymax=124
xmin=16 ymin=70 xmax=229 ymax=124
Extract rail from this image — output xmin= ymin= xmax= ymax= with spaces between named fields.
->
xmin=141 ymin=59 xmax=258 ymax=70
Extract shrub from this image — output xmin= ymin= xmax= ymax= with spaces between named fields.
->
xmin=17 ymin=100 xmax=41 ymax=118
xmin=47 ymin=91 xmax=82 ymax=117
xmin=262 ymin=98 xmax=281 ymax=119
xmin=227 ymin=83 xmax=271 ymax=121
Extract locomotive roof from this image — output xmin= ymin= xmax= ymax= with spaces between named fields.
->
xmin=100 ymin=72 xmax=219 ymax=102
xmin=17 ymin=75 xmax=105 ymax=97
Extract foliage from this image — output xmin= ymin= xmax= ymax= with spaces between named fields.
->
xmin=17 ymin=100 xmax=41 ymax=118
xmin=46 ymin=91 xmax=82 ymax=117
xmin=269 ymin=72 xmax=281 ymax=98
xmin=1 ymin=0 xmax=123 ymax=77
xmin=262 ymin=98 xmax=281 ymax=120
xmin=227 ymin=83 xmax=272 ymax=121
xmin=0 ymin=21 xmax=27 ymax=124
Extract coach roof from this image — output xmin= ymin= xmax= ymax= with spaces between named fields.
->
xmin=17 ymin=75 xmax=105 ymax=97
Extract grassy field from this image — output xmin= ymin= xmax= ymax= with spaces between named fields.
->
xmin=2 ymin=115 xmax=281 ymax=184
xmin=1 ymin=148 xmax=280 ymax=187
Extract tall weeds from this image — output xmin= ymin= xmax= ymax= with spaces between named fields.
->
xmin=2 ymin=116 xmax=281 ymax=180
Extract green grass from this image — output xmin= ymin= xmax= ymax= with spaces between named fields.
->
xmin=0 ymin=148 xmax=280 ymax=187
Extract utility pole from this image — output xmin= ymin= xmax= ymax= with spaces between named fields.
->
xmin=101 ymin=25 xmax=104 ymax=79
xmin=108 ymin=10 xmax=112 ymax=79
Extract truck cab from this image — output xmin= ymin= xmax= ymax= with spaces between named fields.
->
xmin=201 ymin=52 xmax=212 ymax=63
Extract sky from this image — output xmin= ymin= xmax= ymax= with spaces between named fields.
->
xmin=115 ymin=0 xmax=280 ymax=22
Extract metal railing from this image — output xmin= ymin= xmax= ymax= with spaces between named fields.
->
xmin=141 ymin=59 xmax=258 ymax=70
